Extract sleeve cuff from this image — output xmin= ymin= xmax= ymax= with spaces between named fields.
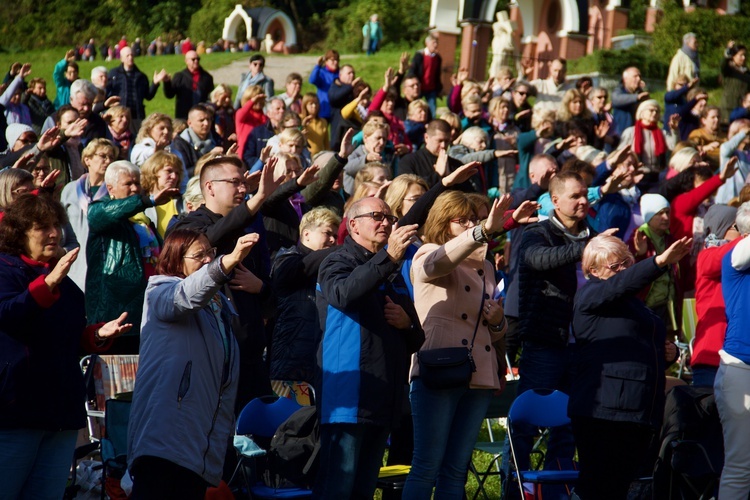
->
xmin=28 ymin=275 xmax=60 ymax=308
xmin=81 ymin=323 xmax=113 ymax=353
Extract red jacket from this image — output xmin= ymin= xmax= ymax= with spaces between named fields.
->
xmin=692 ymin=237 xmax=742 ymax=367
xmin=670 ymin=174 xmax=724 ymax=292
xmin=235 ymin=99 xmax=268 ymax=159
xmin=369 ymin=88 xmax=412 ymax=150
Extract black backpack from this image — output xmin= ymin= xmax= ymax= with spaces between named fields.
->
xmin=264 ymin=405 xmax=320 ymax=489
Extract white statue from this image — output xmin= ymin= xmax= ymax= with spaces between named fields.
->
xmin=490 ymin=11 xmax=516 ymax=78
xmin=264 ymin=33 xmax=274 ymax=54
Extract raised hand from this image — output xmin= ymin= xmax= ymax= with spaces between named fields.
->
xmin=721 ymin=156 xmax=739 ymax=181
xmin=104 ymin=96 xmax=121 ymax=108
xmin=296 ymin=164 xmax=321 ymax=186
xmin=226 ymin=142 xmax=239 ymax=156
xmin=64 ymin=118 xmax=88 ymax=139
xmin=11 ymin=152 xmax=34 ymax=170
xmin=259 ymin=144 xmax=273 ymax=164
xmin=595 ymin=120 xmax=610 ymax=138
xmin=152 ymin=186 xmax=180 ymax=205
xmin=668 ymin=114 xmax=681 ymax=131
xmin=223 ymin=234 xmax=260 ymax=273
xmin=434 ymin=148 xmax=449 ymax=176
xmin=512 ymin=200 xmax=540 ymax=224
xmin=19 ymin=63 xmax=31 ymax=79
xmin=442 ymin=160 xmax=479 ymax=187
xmin=656 ymin=237 xmax=692 ymax=267
xmin=339 ymin=128 xmax=355 ymax=159
xmin=40 ymin=169 xmax=61 ymax=188
xmin=375 ymin=180 xmax=392 ymax=200
xmin=257 ymin=156 xmax=285 ymax=198
xmin=153 ymin=69 xmax=168 ymax=84
xmin=243 ymin=169 xmax=262 ymax=193
xmin=633 ymin=229 xmax=648 ymax=256
xmin=98 ymin=312 xmax=133 ymax=339
xmin=399 ymin=52 xmax=410 ymax=74
xmin=386 ymin=223 xmax=419 ymax=262
xmin=37 ymin=126 xmax=63 ymax=151
xmin=484 ymin=194 xmax=513 ymax=234
xmin=45 ymin=247 xmax=80 ymax=290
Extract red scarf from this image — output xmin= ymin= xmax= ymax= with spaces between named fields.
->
xmin=633 ymin=120 xmax=665 ymax=158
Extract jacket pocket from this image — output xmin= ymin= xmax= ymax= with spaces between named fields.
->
xmin=599 ymin=362 xmax=648 ymax=412
xmin=177 ymin=361 xmax=192 ymax=404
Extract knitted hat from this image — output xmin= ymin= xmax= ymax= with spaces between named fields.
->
xmin=640 ymin=193 xmax=670 ymax=224
xmin=5 ymin=123 xmax=34 ymax=150
xmin=575 ymin=145 xmax=606 ymax=166
xmin=703 ymin=204 xmax=737 ymax=239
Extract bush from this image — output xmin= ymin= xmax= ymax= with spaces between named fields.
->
xmin=568 ymin=46 xmax=668 ymax=81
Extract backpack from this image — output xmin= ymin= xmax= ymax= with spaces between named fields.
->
xmin=264 ymin=405 xmax=320 ymax=489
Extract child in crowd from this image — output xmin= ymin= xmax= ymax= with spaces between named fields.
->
xmin=301 ymin=92 xmax=329 ymax=156
xmin=405 ymin=99 xmax=429 ymax=150
xmin=449 ymin=126 xmax=517 ymax=191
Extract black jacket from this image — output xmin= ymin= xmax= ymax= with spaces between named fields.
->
xmin=106 ymin=64 xmax=159 ymax=120
xmin=270 ymin=244 xmax=336 ymax=382
xmin=163 ymin=68 xmax=214 ymax=120
xmin=328 ymin=81 xmax=354 ymax=150
xmin=399 ymin=147 xmax=480 ymax=192
xmin=569 ymin=257 xmax=668 ymax=428
xmin=517 ymin=217 xmax=595 ymax=346
xmin=242 ymin=121 xmax=275 ymax=167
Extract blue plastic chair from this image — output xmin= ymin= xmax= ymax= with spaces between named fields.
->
xmin=231 ymin=396 xmax=312 ymax=499
xmin=506 ymin=389 xmax=579 ymax=499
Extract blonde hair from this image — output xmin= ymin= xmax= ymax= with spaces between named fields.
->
xmin=355 ymin=162 xmax=391 ymax=187
xmin=183 ymin=176 xmax=204 ymax=210
xmin=103 ymin=105 xmax=131 ymax=126
xmin=407 ymin=99 xmax=429 ymax=118
xmin=136 ymin=113 xmax=172 ymax=144
xmin=422 ymin=191 xmax=477 ymax=246
xmin=669 ymin=147 xmax=699 ymax=173
xmin=210 ymin=83 xmax=232 ymax=104
xmin=532 ymin=109 xmax=556 ymax=131
xmin=385 ymin=174 xmax=428 ymax=218
xmin=299 ymin=206 xmax=341 ymax=234
xmin=241 ymin=84 xmax=264 ymax=107
xmin=581 ymin=234 xmax=634 ymax=279
xmin=140 ymin=150 xmax=184 ymax=194
xmin=278 ymin=127 xmax=305 ymax=146
xmin=460 ymin=81 xmax=481 ymax=101
xmin=81 ymin=138 xmax=118 ymax=163
xmin=461 ymin=94 xmax=482 ymax=111
xmin=362 ymin=120 xmax=389 ymax=138
xmin=460 ymin=126 xmax=488 ymax=149
xmin=489 ymin=96 xmax=509 ymax=118
xmin=273 ymin=152 xmax=302 ymax=178
xmin=557 ymin=89 xmax=591 ymax=122
xmin=439 ymin=111 xmax=461 ymax=133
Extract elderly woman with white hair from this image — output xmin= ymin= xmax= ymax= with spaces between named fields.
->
xmin=617 ymin=99 xmax=679 ymax=187
xmin=85 ymin=160 xmax=180 ymax=354
xmin=665 ymin=146 xmax=702 ymax=179
xmin=570 ymin=233 xmax=691 ymax=500
xmin=716 ymin=118 xmax=750 ymax=204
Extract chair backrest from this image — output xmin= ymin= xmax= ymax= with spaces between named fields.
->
xmin=682 ymin=298 xmax=697 ymax=342
xmin=101 ymin=399 xmax=132 ymax=462
xmin=236 ymin=396 xmax=302 ymax=438
xmin=508 ymin=389 xmax=570 ymax=428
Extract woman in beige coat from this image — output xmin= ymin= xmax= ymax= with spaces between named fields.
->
xmin=403 ymin=191 xmax=513 ymax=498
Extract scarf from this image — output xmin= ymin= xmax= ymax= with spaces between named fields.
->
xmin=180 ymin=127 xmax=214 ymax=156
xmin=74 ymin=173 xmax=109 ymax=214
xmin=109 ymin=126 xmax=132 ymax=155
xmin=634 ymin=120 xmax=666 ymax=158
xmin=681 ymin=44 xmax=700 ymax=75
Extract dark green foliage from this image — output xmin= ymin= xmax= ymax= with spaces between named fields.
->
xmin=568 ymin=46 xmax=668 ymax=81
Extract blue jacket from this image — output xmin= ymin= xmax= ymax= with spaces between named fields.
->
xmin=0 ymin=253 xmax=102 ymax=430
xmin=106 ymin=64 xmax=159 ymax=120
xmin=316 ymin=237 xmax=424 ymax=427
xmin=569 ymin=257 xmax=667 ymax=428
xmin=309 ymin=64 xmax=339 ymax=120
xmin=611 ymin=83 xmax=640 ymax=136
xmin=128 ymin=259 xmax=239 ymax=486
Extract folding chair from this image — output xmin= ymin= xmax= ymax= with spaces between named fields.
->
xmin=469 ymin=379 xmax=519 ymax=500
xmin=677 ymin=298 xmax=697 ymax=380
xmin=506 ymin=389 xmax=579 ymax=500
xmin=231 ymin=396 xmax=312 ymax=499
xmin=100 ymin=398 xmax=132 ymax=500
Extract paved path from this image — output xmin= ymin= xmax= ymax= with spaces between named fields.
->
xmin=210 ymin=54 xmax=322 ymax=88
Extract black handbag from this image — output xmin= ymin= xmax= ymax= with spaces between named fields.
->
xmin=417 ymin=280 xmax=485 ymax=390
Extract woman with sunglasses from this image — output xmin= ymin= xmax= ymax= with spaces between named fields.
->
xmin=404 ymin=192 xmax=534 ymax=498
xmin=128 ymin=229 xmax=258 ymax=499
xmin=570 ymin=234 xmax=691 ymax=500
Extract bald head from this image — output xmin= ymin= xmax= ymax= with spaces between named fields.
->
xmin=529 ymin=154 xmax=558 ymax=187
xmin=185 ymin=50 xmax=200 ymax=72
xmin=120 ymin=46 xmax=134 ymax=70
xmin=347 ymin=197 xmax=394 ymax=253
xmin=622 ymin=67 xmax=642 ymax=93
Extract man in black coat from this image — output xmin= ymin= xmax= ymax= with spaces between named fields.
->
xmin=163 ymin=50 xmax=214 ymax=120
xmin=106 ymin=46 xmax=166 ymax=129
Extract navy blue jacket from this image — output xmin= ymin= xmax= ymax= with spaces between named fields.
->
xmin=242 ymin=121 xmax=275 ymax=167
xmin=569 ymin=257 xmax=667 ymax=428
xmin=0 ymin=254 xmax=99 ymax=430
xmin=106 ymin=64 xmax=159 ymax=120
xmin=316 ymin=237 xmax=424 ymax=427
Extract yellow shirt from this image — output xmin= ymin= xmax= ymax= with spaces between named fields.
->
xmin=304 ymin=117 xmax=330 ymax=156
xmin=155 ymin=200 xmax=178 ymax=239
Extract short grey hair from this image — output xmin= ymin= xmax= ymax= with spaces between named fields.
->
xmin=736 ymin=202 xmax=750 ymax=235
xmin=70 ymin=79 xmax=98 ymax=102
xmin=91 ymin=66 xmax=107 ymax=80
xmin=105 ymin=160 xmax=140 ymax=187
xmin=683 ymin=33 xmax=697 ymax=44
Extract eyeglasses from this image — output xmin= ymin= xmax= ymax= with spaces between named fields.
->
xmin=515 ymin=91 xmax=528 ymax=96
xmin=188 ymin=57 xmax=200 ymax=62
xmin=210 ymin=178 xmax=245 ymax=189
xmin=94 ymin=152 xmax=114 ymax=161
xmin=32 ymin=166 xmax=51 ymax=174
xmin=605 ymin=257 xmax=633 ymax=272
xmin=184 ymin=247 xmax=217 ymax=261
xmin=252 ymin=61 xmax=264 ymax=67
xmin=353 ymin=211 xmax=398 ymax=224
xmin=450 ymin=217 xmax=480 ymax=228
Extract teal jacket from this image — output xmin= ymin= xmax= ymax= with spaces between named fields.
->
xmin=85 ymin=194 xmax=157 ymax=333
xmin=53 ymin=58 xmax=72 ymax=110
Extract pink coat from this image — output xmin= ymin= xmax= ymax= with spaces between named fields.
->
xmin=410 ymin=229 xmax=506 ymax=389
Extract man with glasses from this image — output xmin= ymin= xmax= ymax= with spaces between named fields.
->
xmin=508 ymin=82 xmax=532 ymax=132
xmin=235 ymin=54 xmax=274 ymax=109
xmin=314 ymin=196 xmax=423 ymax=499
xmin=163 ymin=50 xmax=215 ymax=119
xmin=501 ymin=171 xmax=603 ymax=495
xmin=168 ymin=156 xmax=284 ymax=411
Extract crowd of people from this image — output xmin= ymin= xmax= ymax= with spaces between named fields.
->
xmin=2 ymin=27 xmax=750 ymax=499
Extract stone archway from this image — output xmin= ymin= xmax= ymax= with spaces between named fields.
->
xmin=222 ymin=5 xmax=253 ymax=43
